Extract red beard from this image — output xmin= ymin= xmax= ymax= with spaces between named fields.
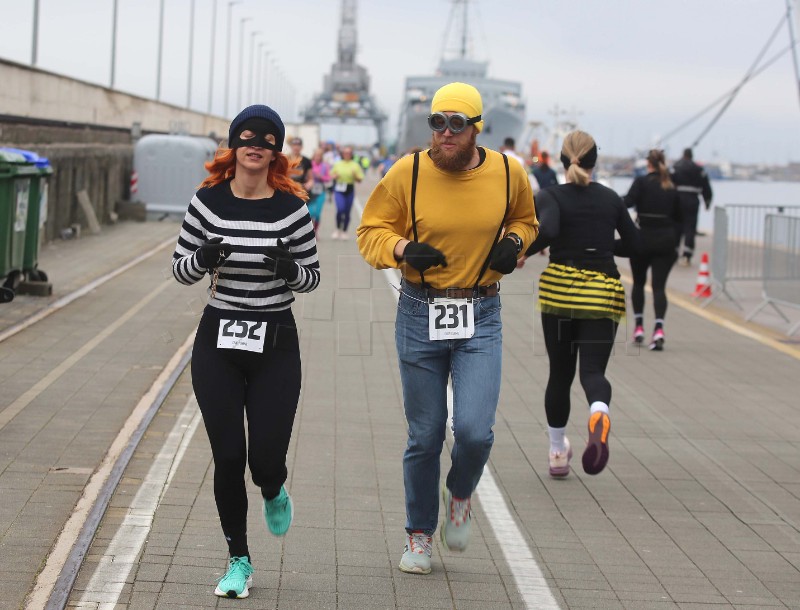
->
xmin=430 ymin=129 xmax=477 ymax=171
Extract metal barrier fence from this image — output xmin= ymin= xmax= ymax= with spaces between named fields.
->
xmin=708 ymin=204 xmax=800 ymax=309
xmin=746 ymin=214 xmax=800 ymax=335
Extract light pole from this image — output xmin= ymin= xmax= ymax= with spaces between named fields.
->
xmin=236 ymin=17 xmax=252 ymax=111
xmin=224 ymin=1 xmax=240 ymax=117
xmin=110 ymin=0 xmax=119 ymax=87
xmin=186 ymin=0 xmax=196 ymax=108
xmin=261 ymin=51 xmax=271 ymax=102
xmin=275 ymin=67 xmax=284 ymax=114
xmin=156 ymin=0 xmax=165 ymax=100
xmin=31 ymin=0 xmax=39 ymax=65
xmin=248 ymin=31 xmax=261 ymax=105
xmin=256 ymin=42 xmax=267 ymax=102
xmin=207 ymin=0 xmax=218 ymax=113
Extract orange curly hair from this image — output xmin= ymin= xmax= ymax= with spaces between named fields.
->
xmin=199 ymin=146 xmax=308 ymax=201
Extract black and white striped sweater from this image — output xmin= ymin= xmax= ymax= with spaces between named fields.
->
xmin=172 ymin=180 xmax=320 ymax=312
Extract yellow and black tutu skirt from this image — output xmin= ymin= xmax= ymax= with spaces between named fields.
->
xmin=538 ymin=263 xmax=626 ymax=322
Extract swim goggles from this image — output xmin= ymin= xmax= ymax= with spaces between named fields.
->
xmin=427 ymin=112 xmax=482 ymax=134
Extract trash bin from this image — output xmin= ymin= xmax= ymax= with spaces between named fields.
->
xmin=0 ymin=149 xmax=38 ymax=303
xmin=0 ymin=148 xmax=53 ymax=282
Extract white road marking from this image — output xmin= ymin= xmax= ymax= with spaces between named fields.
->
xmin=0 ymin=279 xmax=173 ymax=431
xmin=24 ymin=330 xmax=196 ymax=610
xmin=0 ymin=236 xmax=176 ymax=344
xmin=76 ymin=396 xmax=202 ymax=609
xmin=381 ymin=267 xmax=559 ymax=608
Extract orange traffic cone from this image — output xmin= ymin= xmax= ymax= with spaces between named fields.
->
xmin=692 ymin=252 xmax=712 ymax=298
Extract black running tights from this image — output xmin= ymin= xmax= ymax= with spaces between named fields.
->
xmin=191 ymin=312 xmax=301 ymax=558
xmin=630 ymin=252 xmax=677 ymax=321
xmin=541 ymin=313 xmax=618 ymax=428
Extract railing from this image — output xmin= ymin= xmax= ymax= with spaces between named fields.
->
xmin=746 ymin=214 xmax=800 ymax=335
xmin=708 ymin=204 xmax=800 ymax=310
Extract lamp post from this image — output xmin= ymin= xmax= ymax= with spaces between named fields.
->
xmin=186 ymin=0 xmax=196 ymax=108
xmin=275 ymin=67 xmax=284 ymax=114
xmin=156 ymin=0 xmax=165 ymax=100
xmin=207 ymin=0 xmax=218 ymax=113
xmin=248 ymin=31 xmax=261 ymax=105
xmin=110 ymin=0 xmax=119 ymax=87
xmin=255 ymin=42 xmax=266 ymax=103
xmin=31 ymin=0 xmax=39 ymax=65
xmin=262 ymin=50 xmax=271 ymax=102
xmin=224 ymin=1 xmax=240 ymax=117
xmin=237 ymin=17 xmax=252 ymax=111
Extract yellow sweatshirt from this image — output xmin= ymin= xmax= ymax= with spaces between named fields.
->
xmin=357 ymin=149 xmax=538 ymax=289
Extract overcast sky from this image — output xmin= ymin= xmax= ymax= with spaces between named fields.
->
xmin=1 ymin=0 xmax=798 ymax=165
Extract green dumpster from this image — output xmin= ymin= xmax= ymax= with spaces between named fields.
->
xmin=0 ymin=150 xmax=38 ymax=302
xmin=1 ymin=148 xmax=54 ymax=280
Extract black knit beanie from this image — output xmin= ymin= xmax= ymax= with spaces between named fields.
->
xmin=228 ymin=105 xmax=285 ymax=151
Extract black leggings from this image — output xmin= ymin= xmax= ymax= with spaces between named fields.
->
xmin=541 ymin=313 xmax=618 ymax=428
xmin=630 ymin=251 xmax=678 ymax=321
xmin=678 ymin=194 xmax=700 ymax=255
xmin=191 ymin=309 xmax=301 ymax=558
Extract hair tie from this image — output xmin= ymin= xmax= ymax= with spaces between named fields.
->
xmin=560 ymin=143 xmax=598 ymax=171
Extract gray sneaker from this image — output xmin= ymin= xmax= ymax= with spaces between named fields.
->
xmin=399 ymin=531 xmax=432 ymax=574
xmin=440 ymin=485 xmax=471 ymax=552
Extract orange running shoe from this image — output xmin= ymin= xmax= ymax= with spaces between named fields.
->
xmin=582 ymin=412 xmax=610 ymax=475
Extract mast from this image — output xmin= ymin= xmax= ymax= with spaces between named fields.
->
xmin=787 ymin=0 xmax=800 ymax=109
xmin=460 ymin=0 xmax=468 ymax=59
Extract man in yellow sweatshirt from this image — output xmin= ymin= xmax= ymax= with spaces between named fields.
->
xmin=357 ymin=82 xmax=538 ymax=575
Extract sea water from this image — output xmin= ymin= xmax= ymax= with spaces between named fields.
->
xmin=607 ymin=177 xmax=800 ymax=234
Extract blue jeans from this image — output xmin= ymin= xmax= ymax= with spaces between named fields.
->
xmin=395 ymin=281 xmax=502 ymax=534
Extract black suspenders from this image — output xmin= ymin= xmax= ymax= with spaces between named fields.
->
xmin=408 ymin=151 xmax=510 ymax=292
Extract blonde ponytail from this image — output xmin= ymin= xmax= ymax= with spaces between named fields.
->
xmin=561 ymin=131 xmax=596 ymax=187
xmin=647 ymin=149 xmax=674 ymax=190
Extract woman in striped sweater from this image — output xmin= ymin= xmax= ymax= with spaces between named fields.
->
xmin=172 ymin=105 xmax=319 ymax=599
xmin=523 ymin=131 xmax=640 ymax=478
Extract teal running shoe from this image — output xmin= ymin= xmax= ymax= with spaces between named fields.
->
xmin=263 ymin=485 xmax=293 ymax=536
xmin=214 ymin=556 xmax=253 ymax=598
xmin=440 ymin=484 xmax=471 ymax=552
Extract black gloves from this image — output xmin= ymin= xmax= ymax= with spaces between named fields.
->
xmin=403 ymin=241 xmax=448 ymax=273
xmin=196 ymin=237 xmax=232 ymax=269
xmin=263 ymin=239 xmax=299 ymax=282
xmin=489 ymin=237 xmax=520 ymax=274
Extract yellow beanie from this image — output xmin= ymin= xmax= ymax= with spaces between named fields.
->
xmin=431 ymin=82 xmax=484 ymax=133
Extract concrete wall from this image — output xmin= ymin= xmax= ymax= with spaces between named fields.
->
xmin=0 ymin=60 xmax=325 ymax=247
xmin=0 ymin=58 xmax=230 ymax=139
xmin=26 ymin=144 xmax=132 ymax=243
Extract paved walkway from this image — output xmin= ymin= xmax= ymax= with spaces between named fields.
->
xmin=1 ymin=179 xmax=798 ymax=609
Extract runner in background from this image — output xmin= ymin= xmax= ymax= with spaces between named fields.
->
xmin=330 ymin=146 xmax=364 ymax=240
xmin=624 ymin=149 xmax=682 ymax=351
xmin=287 ymin=136 xmax=313 ymax=195
xmin=671 ymin=148 xmax=713 ymax=266
xmin=308 ymin=147 xmax=331 ymax=237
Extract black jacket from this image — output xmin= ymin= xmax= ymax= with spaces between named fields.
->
xmin=671 ymin=158 xmax=713 ymax=208
xmin=623 ymin=173 xmax=682 ymax=256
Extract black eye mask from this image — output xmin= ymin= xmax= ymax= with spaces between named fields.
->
xmin=230 ymin=118 xmax=279 ymax=150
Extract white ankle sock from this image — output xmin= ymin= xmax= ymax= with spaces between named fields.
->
xmin=589 ymin=401 xmax=609 ymax=415
xmin=548 ymin=426 xmax=567 ymax=453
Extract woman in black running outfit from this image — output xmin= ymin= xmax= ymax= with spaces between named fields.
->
xmin=172 ymin=105 xmax=320 ymax=599
xmin=623 ymin=149 xmax=682 ymax=351
xmin=523 ymin=131 xmax=640 ymax=478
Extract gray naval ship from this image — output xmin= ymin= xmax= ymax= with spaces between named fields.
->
xmin=395 ymin=0 xmax=526 ymax=153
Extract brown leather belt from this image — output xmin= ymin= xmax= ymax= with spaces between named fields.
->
xmin=403 ymin=280 xmax=499 ymax=298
